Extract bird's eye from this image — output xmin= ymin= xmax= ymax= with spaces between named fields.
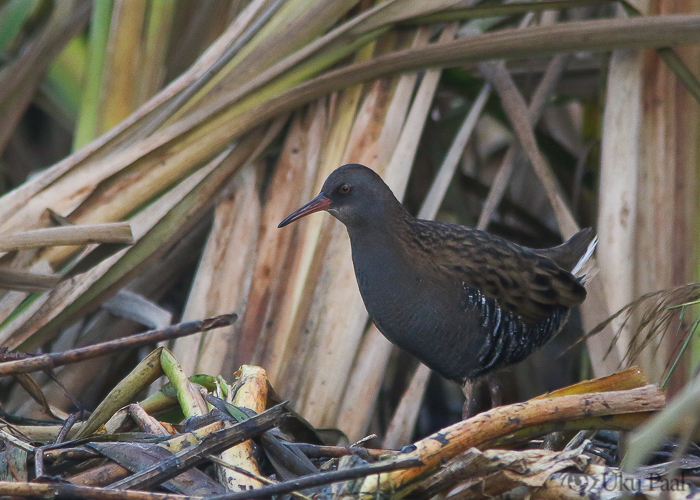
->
xmin=338 ymin=184 xmax=351 ymax=194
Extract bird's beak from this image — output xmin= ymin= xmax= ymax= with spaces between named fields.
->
xmin=278 ymin=193 xmax=331 ymax=228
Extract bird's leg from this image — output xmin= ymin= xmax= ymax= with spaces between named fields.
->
xmin=462 ymin=376 xmax=503 ymax=419
xmin=486 ymin=375 xmax=502 ymax=408
xmin=461 ymin=379 xmax=477 ymax=419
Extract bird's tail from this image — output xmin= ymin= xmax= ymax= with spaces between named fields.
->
xmin=571 ymin=235 xmax=598 ymax=284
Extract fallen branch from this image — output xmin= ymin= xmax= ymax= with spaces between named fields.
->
xmin=361 ymin=385 xmax=665 ymax=497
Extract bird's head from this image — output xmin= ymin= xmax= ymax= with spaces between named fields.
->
xmin=278 ymin=164 xmax=399 ymax=229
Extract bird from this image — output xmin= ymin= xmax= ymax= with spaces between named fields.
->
xmin=278 ymin=164 xmax=596 ymax=414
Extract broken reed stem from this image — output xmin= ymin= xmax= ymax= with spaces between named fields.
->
xmin=0 ymin=268 xmax=61 ymax=292
xmin=0 ymin=222 xmax=134 ymax=252
xmin=360 ymin=385 xmax=665 ymax=497
xmin=106 ymin=404 xmax=288 ymax=490
xmin=216 ymin=365 xmax=269 ymax=491
xmin=0 ymin=314 xmax=237 ymax=376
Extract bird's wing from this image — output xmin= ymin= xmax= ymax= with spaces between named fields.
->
xmin=426 ymin=225 xmax=587 ymax=325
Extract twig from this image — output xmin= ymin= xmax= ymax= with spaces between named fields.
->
xmin=0 ymin=314 xmax=237 ymax=376
xmin=0 ymin=481 xmax=197 ymax=500
xmin=207 ymin=457 xmax=424 ymax=500
xmin=295 ymin=443 xmax=395 ymax=460
xmin=208 ymin=455 xmax=313 ymax=500
xmin=0 ymin=428 xmax=36 ymax=453
xmin=55 ymin=413 xmax=79 ymax=444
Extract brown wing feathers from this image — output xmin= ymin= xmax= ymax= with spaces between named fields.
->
xmin=426 ymin=224 xmax=588 ymax=326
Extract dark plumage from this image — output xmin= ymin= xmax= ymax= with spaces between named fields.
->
xmin=279 ymin=164 xmax=596 ymax=384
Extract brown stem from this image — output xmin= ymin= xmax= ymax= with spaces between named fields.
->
xmin=0 ymin=314 xmax=237 ymax=376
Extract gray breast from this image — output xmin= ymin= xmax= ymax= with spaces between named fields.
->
xmin=354 ymin=248 xmax=570 ymax=382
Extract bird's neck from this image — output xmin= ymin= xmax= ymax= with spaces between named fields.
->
xmin=344 ymin=205 xmax=429 ymax=334
xmin=344 ymin=207 xmax=419 ymax=295
xmin=344 ymin=201 xmax=414 ymax=249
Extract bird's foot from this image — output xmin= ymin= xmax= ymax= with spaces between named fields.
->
xmin=461 ymin=376 xmax=503 ymax=419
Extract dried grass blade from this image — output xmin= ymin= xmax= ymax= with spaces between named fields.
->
xmin=234 ymin=108 xmax=325 ymax=375
xmin=172 ymin=163 xmax=260 ymax=377
xmin=336 ymin=326 xmax=394 ymax=442
xmin=421 ymin=82 xmax=491 ymax=220
xmin=2 ymin=130 xmax=265 ymax=350
xmin=97 ymin=0 xmax=148 ymax=133
xmin=102 ymin=290 xmax=172 ymax=330
xmin=383 ymin=364 xmax=432 ymax=449
xmin=13 ymin=373 xmax=58 ymax=420
xmin=597 ymin=45 xmax=644 ymax=374
xmin=0 ymin=1 xmax=88 ymax=154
